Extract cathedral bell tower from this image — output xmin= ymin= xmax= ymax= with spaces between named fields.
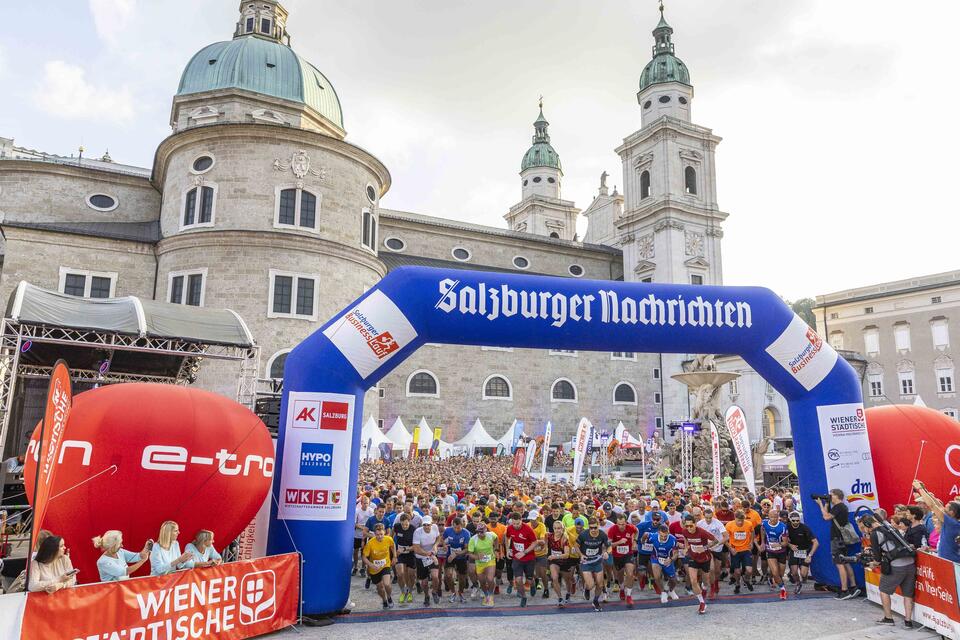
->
xmin=504 ymin=100 xmax=579 ymax=241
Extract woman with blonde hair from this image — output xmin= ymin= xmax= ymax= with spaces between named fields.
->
xmin=28 ymin=535 xmax=77 ymax=593
xmin=185 ymin=529 xmax=223 ymax=568
xmin=149 ymin=520 xmax=194 ymax=576
xmin=93 ymin=530 xmax=151 ymax=582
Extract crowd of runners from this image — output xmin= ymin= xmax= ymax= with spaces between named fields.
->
xmin=352 ymin=457 xmax=832 ymax=614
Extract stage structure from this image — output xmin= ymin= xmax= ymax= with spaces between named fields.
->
xmin=0 ymin=281 xmax=259 ymax=457
xmin=268 ymin=266 xmax=880 ymax=616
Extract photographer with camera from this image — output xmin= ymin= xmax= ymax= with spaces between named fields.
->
xmin=913 ymin=479 xmax=960 ymax=563
xmin=814 ymin=489 xmax=860 ymax=599
xmin=856 ymin=513 xmax=916 ymax=628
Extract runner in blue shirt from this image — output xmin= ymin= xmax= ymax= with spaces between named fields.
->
xmin=443 ymin=517 xmax=472 ymax=602
xmin=646 ymin=525 xmax=680 ymax=604
xmin=634 ymin=511 xmax=662 ymax=593
xmin=761 ymin=509 xmax=790 ymax=600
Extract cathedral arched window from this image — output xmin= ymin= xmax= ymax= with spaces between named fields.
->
xmin=275 ymin=187 xmax=319 ymax=230
xmin=407 ymin=370 xmax=439 ymax=397
xmin=684 ymin=166 xmax=697 ymax=195
xmin=551 ymin=378 xmax=577 ymax=402
xmin=483 ymin=375 xmax=512 ymax=400
xmin=613 ymin=382 xmax=637 ymax=405
xmin=362 ymin=208 xmax=377 ymax=251
xmin=182 ymin=185 xmax=216 ymax=229
xmin=640 ymin=170 xmax=651 ymax=199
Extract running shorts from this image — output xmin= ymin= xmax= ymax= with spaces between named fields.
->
xmin=710 ymin=549 xmax=727 ymax=562
xmin=688 ymin=558 xmax=711 ymax=572
xmin=354 ymin=538 xmax=364 ymax=550
xmin=398 ymin=552 xmax=416 ymax=568
xmin=636 ymin=554 xmax=652 ymax=569
xmin=788 ymin=550 xmax=812 ymax=567
xmin=651 ymin=558 xmax=676 ymax=578
xmin=581 ymin=559 xmax=604 ymax=574
xmin=766 ymin=551 xmax=787 ymax=564
xmin=512 ymin=559 xmax=535 ymax=580
xmin=448 ymin=557 xmax=468 ymax=574
xmin=416 ymin=559 xmax=438 ymax=581
xmin=369 ymin=570 xmax=387 ymax=585
xmin=730 ymin=551 xmax=753 ymax=572
xmin=613 ymin=555 xmax=635 ymax=570
xmin=535 ymin=556 xmax=548 ymax=569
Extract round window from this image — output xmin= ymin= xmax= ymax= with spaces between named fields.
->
xmin=568 ymin=264 xmax=584 ymax=277
xmin=659 ymin=95 xmax=671 ymax=104
xmin=366 ymin=185 xmax=377 ymax=203
xmin=547 ymin=177 xmax=555 ymax=183
xmin=533 ymin=177 xmax=542 ymax=183
xmin=384 ymin=237 xmax=405 ymax=252
xmin=192 ymin=156 xmax=214 ymax=172
xmin=513 ymin=256 xmax=529 ymax=269
xmin=643 ymin=100 xmax=652 ymax=109
xmin=678 ymin=96 xmax=688 ymax=105
xmin=452 ymin=247 xmax=471 ymax=261
xmin=523 ymin=179 xmax=528 ymax=186
xmin=86 ymin=194 xmax=117 ymax=211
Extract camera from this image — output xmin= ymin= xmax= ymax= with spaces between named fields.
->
xmin=810 ymin=493 xmax=831 ymax=501
xmin=837 ymin=547 xmax=876 ymax=565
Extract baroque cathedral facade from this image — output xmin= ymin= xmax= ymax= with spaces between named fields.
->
xmin=0 ymin=2 xmax=775 ymax=447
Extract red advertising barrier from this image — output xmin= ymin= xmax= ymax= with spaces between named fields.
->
xmin=511 ymin=448 xmax=525 ymax=476
xmin=20 ymin=553 xmax=300 ymax=640
xmin=866 ymin=551 xmax=960 ymax=639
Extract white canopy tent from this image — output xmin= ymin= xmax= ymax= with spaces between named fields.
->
xmin=359 ymin=417 xmax=393 ymax=460
xmin=385 ymin=417 xmax=413 ymax=453
xmin=496 ymin=420 xmax=527 ymax=453
xmin=452 ymin=419 xmax=499 ymax=455
xmin=414 ymin=417 xmax=454 ymax=457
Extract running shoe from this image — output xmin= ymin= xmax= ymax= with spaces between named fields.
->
xmin=494 ymin=585 xmax=500 ymax=595
xmin=365 ymin=577 xmax=371 ymax=589
xmin=619 ymin=589 xmax=626 ymax=601
xmin=520 ymin=596 xmax=528 ymax=608
xmin=449 ymin=594 xmax=457 ymax=603
xmin=544 ymin=587 xmax=550 ymax=598
xmin=660 ymin=592 xmax=668 ymax=604
xmin=565 ymin=593 xmax=571 ymax=602
xmin=601 ymin=591 xmax=609 ymax=602
xmin=851 ymin=587 xmax=863 ymax=598
xmin=557 ymin=598 xmax=564 ymax=608
xmin=626 ymin=595 xmax=634 ymax=608
xmin=780 ymin=586 xmax=787 ymax=600
xmin=458 ymin=594 xmax=466 ymax=603
xmin=876 ymin=617 xmax=894 ymax=625
xmin=584 ymin=588 xmax=590 ymax=600
xmin=684 ymin=587 xmax=693 ymax=596
xmin=424 ymin=596 xmax=430 ymax=607
xmin=382 ymin=601 xmax=389 ymax=609
xmin=668 ymin=590 xmax=679 ymax=600
xmin=745 ymin=581 xmax=754 ymax=592
xmin=506 ymin=584 xmax=513 ymax=595
xmin=698 ymin=601 xmax=706 ymax=615
xmin=432 ymin=592 xmax=440 ymax=604
xmin=388 ymin=599 xmax=395 ymax=609
xmin=352 ymin=567 xmax=358 ymax=576
xmin=795 ymin=581 xmax=803 ymax=595
xmin=734 ymin=584 xmax=740 ymax=594
xmin=471 ymin=587 xmax=479 ymax=599
xmin=593 ymin=599 xmax=602 ymax=612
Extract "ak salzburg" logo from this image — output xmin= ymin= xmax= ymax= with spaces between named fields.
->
xmin=292 ymin=400 xmax=349 ymax=430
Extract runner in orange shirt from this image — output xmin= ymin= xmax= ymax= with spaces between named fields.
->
xmin=725 ymin=510 xmax=756 ymax=594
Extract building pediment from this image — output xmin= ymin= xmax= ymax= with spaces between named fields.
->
xmin=684 ymin=256 xmax=709 ymax=268
xmin=633 ymin=260 xmax=656 ymax=275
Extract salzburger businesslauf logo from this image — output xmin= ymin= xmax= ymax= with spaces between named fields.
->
xmin=765 ymin=315 xmax=838 ymax=391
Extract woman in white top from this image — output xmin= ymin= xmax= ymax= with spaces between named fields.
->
xmin=149 ymin=520 xmax=194 ymax=576
xmin=93 ymin=530 xmax=150 ymax=582
xmin=28 ymin=535 xmax=77 ymax=593
xmin=184 ymin=530 xmax=223 ymax=568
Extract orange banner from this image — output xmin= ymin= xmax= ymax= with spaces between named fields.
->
xmin=31 ymin=360 xmax=72 ymax=549
xmin=866 ymin=550 xmax=960 ymax=639
xmin=21 ymin=553 xmax=300 ymax=640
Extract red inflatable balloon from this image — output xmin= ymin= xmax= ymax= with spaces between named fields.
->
xmin=23 ymin=383 xmax=273 ymax=584
xmin=866 ymin=405 xmax=960 ymax=513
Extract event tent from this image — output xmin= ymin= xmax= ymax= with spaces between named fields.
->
xmin=359 ymin=417 xmax=393 ymax=460
xmin=615 ymin=421 xmax=645 ymax=448
xmin=384 ymin=417 xmax=413 ymax=450
xmin=496 ymin=420 xmax=527 ymax=452
xmin=452 ymin=419 xmax=499 ymax=455
xmin=413 ymin=417 xmax=454 ymax=456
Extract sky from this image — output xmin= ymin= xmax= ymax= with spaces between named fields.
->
xmin=1 ymin=0 xmax=958 ymax=300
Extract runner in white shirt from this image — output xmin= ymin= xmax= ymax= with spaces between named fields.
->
xmin=412 ymin=516 xmax=442 ymax=607
xmin=697 ymin=506 xmax=729 ymax=600
xmin=354 ymin=496 xmax=375 ymax=576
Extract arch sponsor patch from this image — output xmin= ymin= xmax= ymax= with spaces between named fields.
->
xmin=322 ymin=290 xmax=417 ymax=379
xmin=765 ymin=314 xmax=838 ymax=391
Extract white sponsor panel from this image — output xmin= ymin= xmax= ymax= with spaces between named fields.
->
xmin=322 ymin=290 xmax=418 ymax=379
xmin=572 ymin=418 xmax=592 ymax=488
xmin=817 ymin=402 xmax=879 ymax=510
xmin=764 ymin=314 xmax=838 ymax=391
xmin=524 ymin=436 xmax=537 ymax=473
xmin=277 ymin=392 xmax=355 ymax=521
xmin=709 ymin=422 xmax=722 ymax=493
xmin=541 ymin=421 xmax=552 ymax=476
xmin=724 ymin=405 xmax=756 ymax=494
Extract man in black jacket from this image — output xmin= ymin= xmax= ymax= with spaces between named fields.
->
xmin=858 ymin=514 xmax=916 ymax=629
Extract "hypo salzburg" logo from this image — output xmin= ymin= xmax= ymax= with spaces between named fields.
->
xmin=299 ymin=443 xmax=333 ymax=476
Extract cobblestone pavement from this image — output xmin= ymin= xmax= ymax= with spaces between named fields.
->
xmin=266 ymin=573 xmax=935 ymax=640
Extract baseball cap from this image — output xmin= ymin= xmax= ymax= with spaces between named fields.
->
xmin=439 ymin=484 xmax=447 ymax=490
xmin=421 ymin=516 xmax=433 ymax=525
xmin=456 ymin=504 xmax=465 ymax=511
xmin=528 ymin=510 xmax=540 ymax=520
xmin=789 ymin=510 xmax=802 ymax=519
xmin=613 ymin=505 xmax=625 ymax=515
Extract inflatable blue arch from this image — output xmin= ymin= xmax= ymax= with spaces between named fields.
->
xmin=267 ymin=266 xmax=877 ymax=615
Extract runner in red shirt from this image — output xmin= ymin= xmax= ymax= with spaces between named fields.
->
xmin=607 ymin=513 xmax=639 ymax=607
xmin=668 ymin=518 xmax=693 ymax=595
xmin=504 ymin=511 xmax=540 ymax=608
xmin=680 ymin=514 xmax=716 ymax=615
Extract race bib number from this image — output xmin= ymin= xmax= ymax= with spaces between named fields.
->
xmin=421 ymin=556 xmax=434 ymax=567
xmin=690 ymin=544 xmax=705 ymax=553
xmin=768 ymin=542 xmax=781 ymax=552
xmin=656 ymin=555 xmax=669 ymax=565
xmin=585 ymin=547 xmax=599 ymax=557
xmin=550 ymin=550 xmax=563 ymax=558
xmin=479 ymin=554 xmax=492 ymax=563
xmin=734 ymin=531 xmax=747 ymax=541
xmin=793 ymin=549 xmax=807 ymax=559
xmin=513 ymin=542 xmax=525 ymax=553
xmin=373 ymin=558 xmax=386 ymax=569
xmin=398 ymin=545 xmax=409 ymax=554
xmin=641 ymin=543 xmax=654 ymax=552
xmin=616 ymin=545 xmax=629 ymax=555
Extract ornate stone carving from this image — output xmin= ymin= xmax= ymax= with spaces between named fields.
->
xmin=192 ymin=175 xmax=204 ymax=187
xmin=638 ymin=233 xmax=654 ymax=259
xmin=685 ymin=231 xmax=704 ymax=256
xmin=273 ymin=149 xmax=328 ymax=181
xmin=705 ymin=227 xmax=724 ymax=238
xmin=620 ymin=232 xmax=635 ymax=244
xmin=653 ymin=219 xmax=684 ymax=232
xmin=679 ymin=148 xmax=703 ymax=163
xmin=633 ymin=153 xmax=653 ymax=171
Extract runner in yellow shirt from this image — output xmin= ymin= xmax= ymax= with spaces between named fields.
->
xmin=530 ymin=511 xmax=550 ymax=598
xmin=363 ymin=523 xmax=397 ymax=608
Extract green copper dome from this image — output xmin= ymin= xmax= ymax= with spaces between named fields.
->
xmin=638 ymin=10 xmax=691 ymax=92
xmin=520 ymin=106 xmax=562 ymax=172
xmin=177 ymin=36 xmax=343 ymax=130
